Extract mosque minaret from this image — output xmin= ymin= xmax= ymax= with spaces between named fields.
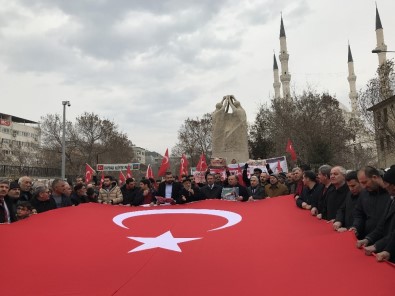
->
xmin=273 ymin=54 xmax=281 ymax=100
xmin=347 ymin=44 xmax=358 ymax=115
xmin=374 ymin=5 xmax=387 ymax=66
xmin=279 ymin=15 xmax=291 ymax=99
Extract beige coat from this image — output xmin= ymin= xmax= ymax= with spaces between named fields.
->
xmin=98 ymin=185 xmax=123 ymax=204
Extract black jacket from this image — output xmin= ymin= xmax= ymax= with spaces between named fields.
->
xmin=200 ymin=184 xmax=223 ymax=199
xmin=352 ymin=188 xmax=390 ymax=239
xmin=120 ymin=185 xmax=141 ymax=206
xmin=296 ymin=183 xmax=323 ymax=209
xmin=247 ymin=185 xmax=267 ymax=200
xmin=30 ymin=197 xmax=57 ymax=213
xmin=156 ymin=182 xmax=182 ymax=201
xmin=322 ymin=183 xmax=349 ymax=220
xmin=365 ymin=198 xmax=395 ymax=252
xmin=335 ymin=191 xmax=360 ymax=228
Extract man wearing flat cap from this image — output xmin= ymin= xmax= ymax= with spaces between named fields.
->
xmin=356 ymin=166 xmax=395 ymax=262
xmin=264 ymin=174 xmax=289 ymax=197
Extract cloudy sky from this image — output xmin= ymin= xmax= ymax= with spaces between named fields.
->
xmin=1 ymin=0 xmax=394 ymax=155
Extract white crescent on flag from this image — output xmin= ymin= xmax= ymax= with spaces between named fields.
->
xmin=113 ymin=209 xmax=242 ymax=253
xmin=113 ymin=209 xmax=242 ymax=232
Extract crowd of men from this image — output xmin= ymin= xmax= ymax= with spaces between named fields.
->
xmin=1 ymin=163 xmax=395 ymax=264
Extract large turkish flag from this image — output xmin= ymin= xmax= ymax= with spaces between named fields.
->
xmin=1 ymin=196 xmax=394 ymax=295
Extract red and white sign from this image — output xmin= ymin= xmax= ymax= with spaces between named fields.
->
xmin=0 ymin=119 xmax=11 ymax=126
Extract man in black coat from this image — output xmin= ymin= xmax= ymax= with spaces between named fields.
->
xmin=319 ymin=166 xmax=349 ymax=221
xmin=333 ymin=171 xmax=362 ymax=232
xmin=221 ymin=175 xmax=249 ymax=202
xmin=352 ymin=166 xmax=390 ymax=239
xmin=200 ymin=174 xmax=222 ymax=199
xmin=357 ymin=167 xmax=395 ymax=259
xmin=0 ymin=179 xmax=16 ymax=223
xmin=30 ymin=185 xmax=57 ymax=214
xmin=296 ymin=170 xmax=322 ymax=210
xmin=156 ymin=172 xmax=182 ymax=203
xmin=247 ymin=175 xmax=266 ymax=201
xmin=120 ymin=178 xmax=141 ymax=206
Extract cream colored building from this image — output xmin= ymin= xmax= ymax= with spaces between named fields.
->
xmin=368 ymin=95 xmax=395 ymax=168
xmin=0 ymin=113 xmax=40 ymax=158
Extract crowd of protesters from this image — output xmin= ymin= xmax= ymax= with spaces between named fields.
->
xmin=1 ymin=162 xmax=395 ymax=264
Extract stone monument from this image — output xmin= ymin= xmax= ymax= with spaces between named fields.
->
xmin=211 ymin=95 xmax=249 ymax=163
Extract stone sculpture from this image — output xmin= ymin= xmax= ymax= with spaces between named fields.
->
xmin=211 ymin=95 xmax=249 ymax=163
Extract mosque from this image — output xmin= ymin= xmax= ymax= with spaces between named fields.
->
xmin=272 ymin=7 xmax=394 ymax=168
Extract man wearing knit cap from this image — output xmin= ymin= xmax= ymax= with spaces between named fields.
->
xmin=264 ymin=174 xmax=289 ymax=197
xmin=356 ymin=166 xmax=395 ymax=262
xmin=5 ymin=182 xmax=21 ymax=222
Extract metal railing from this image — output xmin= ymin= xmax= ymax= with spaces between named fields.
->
xmin=0 ymin=165 xmax=61 ymax=178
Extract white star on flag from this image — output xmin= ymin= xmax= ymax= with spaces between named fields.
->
xmin=127 ymin=230 xmax=201 ymax=253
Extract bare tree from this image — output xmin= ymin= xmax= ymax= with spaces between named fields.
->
xmin=358 ymin=59 xmax=395 ymax=138
xmin=250 ymin=91 xmax=355 ymax=166
xmin=172 ymin=113 xmax=212 ymax=166
xmin=39 ymin=112 xmax=134 ymax=176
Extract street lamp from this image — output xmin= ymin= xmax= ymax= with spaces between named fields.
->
xmin=61 ymin=100 xmax=71 ymax=180
xmin=372 ymin=49 xmax=395 ymax=53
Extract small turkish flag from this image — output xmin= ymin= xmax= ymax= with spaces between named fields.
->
xmin=146 ymin=164 xmax=154 ymax=179
xmin=126 ymin=164 xmax=133 ymax=179
xmin=196 ymin=153 xmax=208 ymax=172
xmin=85 ymin=163 xmax=95 ymax=184
xmin=119 ymin=171 xmax=126 ymax=184
xmin=99 ymin=171 xmax=105 ymax=188
xmin=285 ymin=139 xmax=297 ymax=161
xmin=277 ymin=160 xmax=282 ymax=173
xmin=237 ymin=163 xmax=246 ymax=187
xmin=158 ymin=148 xmax=170 ymax=177
xmin=179 ymin=153 xmax=189 ymax=179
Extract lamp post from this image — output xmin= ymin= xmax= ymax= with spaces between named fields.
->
xmin=61 ymin=101 xmax=71 ymax=180
xmin=372 ymin=49 xmax=395 ymax=53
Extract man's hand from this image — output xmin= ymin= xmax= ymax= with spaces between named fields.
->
xmin=337 ymin=227 xmax=347 ymax=233
xmin=317 ymin=213 xmax=322 ymax=220
xmin=236 ymin=196 xmax=243 ymax=201
xmin=333 ymin=221 xmax=342 ymax=230
xmin=376 ymin=251 xmax=391 ymax=262
xmin=311 ymin=207 xmax=318 ymax=216
xmin=248 ymin=196 xmax=254 ymax=201
xmin=181 ymin=196 xmax=186 ymax=201
xmin=356 ymin=239 xmax=369 ymax=249
xmin=364 ymin=245 xmax=376 ymax=256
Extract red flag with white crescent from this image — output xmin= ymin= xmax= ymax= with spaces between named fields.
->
xmin=119 ymin=171 xmax=126 ymax=184
xmin=236 ymin=163 xmax=246 ymax=187
xmin=285 ymin=139 xmax=297 ymax=161
xmin=85 ymin=163 xmax=95 ymax=184
xmin=146 ymin=164 xmax=154 ymax=179
xmin=179 ymin=153 xmax=189 ymax=179
xmin=1 ymin=197 xmax=394 ymax=295
xmin=196 ymin=153 xmax=208 ymax=172
xmin=126 ymin=164 xmax=133 ymax=179
xmin=277 ymin=160 xmax=282 ymax=173
xmin=157 ymin=148 xmax=170 ymax=177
